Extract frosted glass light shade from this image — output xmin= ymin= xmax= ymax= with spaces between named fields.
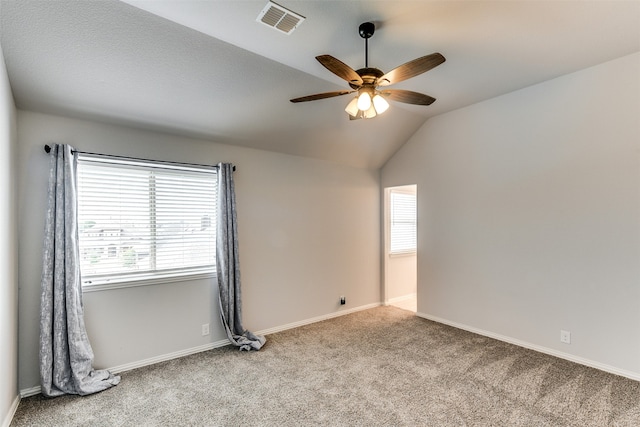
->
xmin=372 ymin=94 xmax=389 ymax=114
xmin=363 ymin=104 xmax=377 ymax=119
xmin=357 ymin=92 xmax=372 ymax=110
xmin=344 ymin=97 xmax=359 ymax=116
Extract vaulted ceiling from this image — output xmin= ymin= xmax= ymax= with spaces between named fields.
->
xmin=1 ymin=1 xmax=638 ymax=169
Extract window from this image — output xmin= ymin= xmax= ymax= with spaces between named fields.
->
xmin=389 ymin=190 xmax=417 ymax=255
xmin=77 ymin=154 xmax=217 ymax=289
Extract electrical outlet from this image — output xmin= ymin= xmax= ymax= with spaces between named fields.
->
xmin=202 ymin=323 xmax=210 ymax=336
xmin=560 ymin=330 xmax=571 ymax=344
xmin=340 ymin=296 xmax=346 ymax=305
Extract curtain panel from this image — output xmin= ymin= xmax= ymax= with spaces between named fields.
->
xmin=216 ymin=163 xmax=265 ymax=351
xmin=40 ymin=143 xmax=120 ymax=396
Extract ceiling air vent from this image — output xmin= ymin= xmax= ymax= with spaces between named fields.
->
xmin=257 ymin=1 xmax=305 ymax=35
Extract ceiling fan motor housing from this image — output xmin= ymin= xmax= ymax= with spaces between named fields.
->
xmin=349 ymin=67 xmax=383 ymax=89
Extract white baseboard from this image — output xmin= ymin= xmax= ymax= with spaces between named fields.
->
xmin=1 ymin=394 xmax=20 ymax=427
xmin=19 ymin=340 xmax=231 ymax=398
xmin=107 ymin=340 xmax=230 ymax=375
xmin=386 ymin=293 xmax=416 ymax=305
xmin=417 ymin=311 xmax=640 ymax=382
xmin=19 ymin=302 xmax=382 ymax=398
xmin=255 ymin=302 xmax=381 ymax=336
xmin=19 ymin=386 xmax=40 ymax=398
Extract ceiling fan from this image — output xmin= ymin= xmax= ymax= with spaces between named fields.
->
xmin=290 ymin=22 xmax=445 ymax=120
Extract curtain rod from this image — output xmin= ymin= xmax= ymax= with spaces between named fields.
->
xmin=43 ymin=144 xmax=235 ymax=171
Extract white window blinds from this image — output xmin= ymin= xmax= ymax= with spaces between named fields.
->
xmin=389 ymin=190 xmax=417 ymax=255
xmin=77 ymin=154 xmax=217 ymax=285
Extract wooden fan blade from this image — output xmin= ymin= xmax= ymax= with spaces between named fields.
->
xmin=316 ymin=55 xmax=364 ymax=86
xmin=290 ymin=90 xmax=353 ymax=103
xmin=380 ymin=89 xmax=436 ymax=105
xmin=378 ymin=53 xmax=445 ymax=87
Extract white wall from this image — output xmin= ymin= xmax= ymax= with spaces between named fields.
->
xmin=0 ymin=42 xmax=19 ymax=425
xmin=17 ymin=111 xmax=380 ymax=391
xmin=386 ymin=254 xmax=416 ymax=301
xmin=382 ymin=52 xmax=640 ymax=377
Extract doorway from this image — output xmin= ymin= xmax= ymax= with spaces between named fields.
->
xmin=384 ymin=185 xmax=417 ymax=312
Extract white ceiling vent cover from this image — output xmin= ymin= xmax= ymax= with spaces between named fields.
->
xmin=257 ymin=1 xmax=305 ymax=35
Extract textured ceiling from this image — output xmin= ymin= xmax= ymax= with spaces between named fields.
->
xmin=1 ymin=0 xmax=639 ymax=169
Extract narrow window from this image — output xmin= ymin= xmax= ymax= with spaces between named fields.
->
xmin=389 ymin=190 xmax=416 ymax=255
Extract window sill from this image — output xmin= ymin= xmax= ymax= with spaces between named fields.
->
xmin=389 ymin=251 xmax=417 ymax=258
xmin=82 ymin=270 xmax=216 ymax=292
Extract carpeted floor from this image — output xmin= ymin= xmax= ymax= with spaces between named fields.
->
xmin=12 ymin=306 xmax=640 ymax=426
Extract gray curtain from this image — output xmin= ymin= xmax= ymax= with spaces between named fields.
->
xmin=216 ymin=163 xmax=265 ymax=351
xmin=40 ymin=144 xmax=120 ymax=397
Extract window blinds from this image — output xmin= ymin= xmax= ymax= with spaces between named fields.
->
xmin=77 ymin=154 xmax=217 ymax=284
xmin=389 ymin=190 xmax=417 ymax=255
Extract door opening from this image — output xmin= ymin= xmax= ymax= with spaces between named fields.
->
xmin=384 ymin=185 xmax=417 ymax=312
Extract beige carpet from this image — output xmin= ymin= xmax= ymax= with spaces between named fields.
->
xmin=12 ymin=306 xmax=640 ymax=426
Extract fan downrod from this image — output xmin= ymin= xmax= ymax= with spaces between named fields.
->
xmin=359 ymin=22 xmax=375 ymax=67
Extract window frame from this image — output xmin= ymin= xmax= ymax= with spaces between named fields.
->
xmin=388 ymin=189 xmax=417 ymax=257
xmin=76 ymin=153 xmax=218 ymax=292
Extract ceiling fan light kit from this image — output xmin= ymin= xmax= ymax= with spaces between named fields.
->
xmin=344 ymin=90 xmax=389 ymax=120
xmin=291 ymin=22 xmax=445 ymax=120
